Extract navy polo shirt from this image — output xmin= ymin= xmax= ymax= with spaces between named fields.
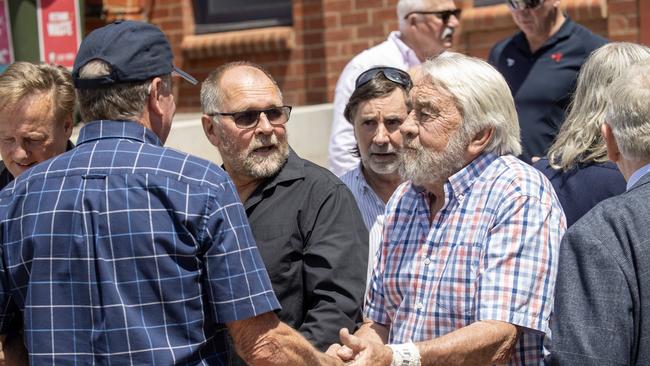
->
xmin=489 ymin=18 xmax=607 ymax=163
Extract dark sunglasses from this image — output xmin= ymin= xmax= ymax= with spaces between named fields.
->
xmin=506 ymin=0 xmax=543 ymax=10
xmin=208 ymin=106 xmax=292 ymax=129
xmin=355 ymin=67 xmax=413 ymax=91
xmin=403 ymin=8 xmax=462 ymax=23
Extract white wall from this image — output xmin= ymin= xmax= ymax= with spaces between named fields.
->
xmin=164 ymin=103 xmax=334 ymax=168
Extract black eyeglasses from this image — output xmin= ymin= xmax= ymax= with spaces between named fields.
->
xmin=208 ymin=106 xmax=292 ymax=129
xmin=355 ymin=67 xmax=413 ymax=91
xmin=506 ymin=0 xmax=543 ymax=10
xmin=403 ymin=9 xmax=461 ymax=23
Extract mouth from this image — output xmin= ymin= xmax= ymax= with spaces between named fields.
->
xmin=371 ymin=152 xmax=397 ymax=160
xmin=251 ymin=145 xmax=277 ymax=155
xmin=15 ymin=162 xmax=35 ymax=169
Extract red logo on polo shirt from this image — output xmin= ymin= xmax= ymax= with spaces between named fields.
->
xmin=550 ymin=53 xmax=563 ymax=62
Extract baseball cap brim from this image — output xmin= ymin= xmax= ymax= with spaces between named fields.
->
xmin=174 ymin=66 xmax=197 ymax=85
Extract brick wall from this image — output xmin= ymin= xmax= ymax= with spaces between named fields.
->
xmin=90 ymin=0 xmax=646 ymax=112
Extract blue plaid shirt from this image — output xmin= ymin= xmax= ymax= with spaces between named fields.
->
xmin=0 ymin=120 xmax=280 ymax=365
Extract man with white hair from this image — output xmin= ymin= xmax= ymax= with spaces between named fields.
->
xmin=328 ymin=0 xmax=460 ymax=176
xmin=551 ymin=61 xmax=650 ymax=365
xmin=327 ymin=53 xmax=565 ymax=365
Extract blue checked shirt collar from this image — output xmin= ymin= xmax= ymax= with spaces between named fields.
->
xmin=76 ymin=120 xmax=163 ymax=147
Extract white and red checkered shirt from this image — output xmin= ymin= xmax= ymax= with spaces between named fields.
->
xmin=365 ymin=153 xmax=566 ymax=365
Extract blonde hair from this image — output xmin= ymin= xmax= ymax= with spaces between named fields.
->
xmin=0 ymin=62 xmax=75 ymax=122
xmin=421 ymin=52 xmax=521 ymax=156
xmin=547 ymin=42 xmax=650 ymax=170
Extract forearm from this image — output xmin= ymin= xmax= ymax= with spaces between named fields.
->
xmin=416 ymin=320 xmax=519 ymax=366
xmin=228 ymin=312 xmax=342 ymax=366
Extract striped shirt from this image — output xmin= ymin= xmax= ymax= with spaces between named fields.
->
xmin=340 ymin=165 xmax=386 ymax=291
xmin=0 ymin=120 xmax=280 ymax=365
xmin=365 ymin=153 xmax=566 ymax=365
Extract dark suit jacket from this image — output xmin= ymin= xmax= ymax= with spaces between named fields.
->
xmin=550 ymin=172 xmax=650 ymax=365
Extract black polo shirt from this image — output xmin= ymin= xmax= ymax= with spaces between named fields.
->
xmin=226 ymin=148 xmax=368 ymax=365
xmin=489 ymin=18 xmax=607 ymax=163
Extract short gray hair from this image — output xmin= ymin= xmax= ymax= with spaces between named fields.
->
xmin=421 ymin=52 xmax=521 ymax=156
xmin=76 ymin=60 xmax=171 ymax=122
xmin=548 ymin=42 xmax=650 ymax=171
xmin=200 ymin=61 xmax=281 ymax=115
xmin=397 ymin=0 xmax=427 ymax=28
xmin=606 ymin=60 xmax=650 ymax=161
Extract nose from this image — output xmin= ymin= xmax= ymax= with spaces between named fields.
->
xmin=448 ymin=14 xmax=460 ymax=27
xmin=400 ymin=111 xmax=419 ymax=140
xmin=255 ymin=112 xmax=274 ymax=135
xmin=12 ymin=144 xmax=29 ymax=162
xmin=373 ymin=123 xmax=390 ymax=146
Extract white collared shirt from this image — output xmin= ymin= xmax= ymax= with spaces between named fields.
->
xmin=626 ymin=162 xmax=650 ymax=191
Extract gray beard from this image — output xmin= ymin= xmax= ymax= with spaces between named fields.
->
xmin=399 ymin=132 xmax=468 ymax=187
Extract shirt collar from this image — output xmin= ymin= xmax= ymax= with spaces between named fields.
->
xmin=446 ymin=152 xmax=498 ymax=198
xmin=76 ymin=120 xmax=163 ymax=147
xmin=626 ymin=162 xmax=650 ymax=191
xmin=388 ymin=31 xmax=421 ymax=67
xmin=513 ymin=16 xmax=574 ymax=54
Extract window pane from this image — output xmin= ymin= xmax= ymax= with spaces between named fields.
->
xmin=193 ymin=0 xmax=293 ymax=34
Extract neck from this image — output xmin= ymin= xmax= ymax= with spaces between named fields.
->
xmin=361 ymin=166 xmax=402 ymax=203
xmin=398 ymin=30 xmax=428 ymax=62
xmin=618 ymin=157 xmax=650 ymax=182
xmin=225 ymin=164 xmax=264 ymax=202
xmin=526 ymin=10 xmax=566 ymax=53
xmin=423 ymin=182 xmax=446 ymax=224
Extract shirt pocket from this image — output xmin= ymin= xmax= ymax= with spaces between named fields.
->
xmin=249 ymin=223 xmax=300 ymax=282
xmin=430 ymin=242 xmax=480 ymax=316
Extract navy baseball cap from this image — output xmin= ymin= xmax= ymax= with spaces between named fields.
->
xmin=73 ymin=20 xmax=197 ymax=88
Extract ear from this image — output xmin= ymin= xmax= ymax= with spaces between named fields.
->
xmin=465 ymin=127 xmax=493 ymax=159
xmin=202 ymin=115 xmax=220 ymax=147
xmin=601 ymin=123 xmax=621 ymax=163
xmin=62 ymin=115 xmax=74 ymax=139
xmin=147 ymin=77 xmax=166 ymax=118
xmin=408 ymin=14 xmax=417 ymax=26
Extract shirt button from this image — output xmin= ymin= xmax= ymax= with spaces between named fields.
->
xmin=416 ymin=302 xmax=424 ymax=311
xmin=458 ymin=194 xmax=464 ymax=201
xmin=424 ymin=258 xmax=431 ymax=265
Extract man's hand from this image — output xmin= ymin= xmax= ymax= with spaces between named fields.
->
xmin=337 ymin=328 xmax=393 ymax=366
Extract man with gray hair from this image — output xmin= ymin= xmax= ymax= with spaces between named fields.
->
xmin=327 ymin=53 xmax=565 ymax=365
xmin=328 ymin=0 xmax=460 ymax=176
xmin=0 ymin=21 xmax=346 ymax=366
xmin=551 ymin=61 xmax=650 ymax=365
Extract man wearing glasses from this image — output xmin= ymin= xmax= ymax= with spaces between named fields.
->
xmin=328 ymin=0 xmax=460 ymax=177
xmin=200 ymin=62 xmax=369 ymax=366
xmin=489 ymin=0 xmax=606 ymax=164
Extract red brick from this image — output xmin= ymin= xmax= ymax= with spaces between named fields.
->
xmin=341 ymin=12 xmax=369 ymax=27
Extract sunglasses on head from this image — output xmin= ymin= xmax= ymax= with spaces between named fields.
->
xmin=506 ymin=0 xmax=543 ymax=10
xmin=355 ymin=67 xmax=413 ymax=91
xmin=208 ymin=106 xmax=292 ymax=129
xmin=403 ymin=9 xmax=462 ymax=23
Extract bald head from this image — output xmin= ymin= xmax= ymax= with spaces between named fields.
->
xmin=201 ymin=62 xmax=282 ymax=114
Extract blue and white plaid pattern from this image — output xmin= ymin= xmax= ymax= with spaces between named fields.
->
xmin=339 ymin=165 xmax=386 ymax=231
xmin=365 ymin=153 xmax=566 ymax=365
xmin=0 ymin=120 xmax=280 ymax=365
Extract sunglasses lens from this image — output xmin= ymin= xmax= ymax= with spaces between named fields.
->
xmin=233 ymin=111 xmax=260 ymax=128
xmin=264 ymin=107 xmax=284 ymax=121
xmin=384 ymin=69 xmax=413 ymax=90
